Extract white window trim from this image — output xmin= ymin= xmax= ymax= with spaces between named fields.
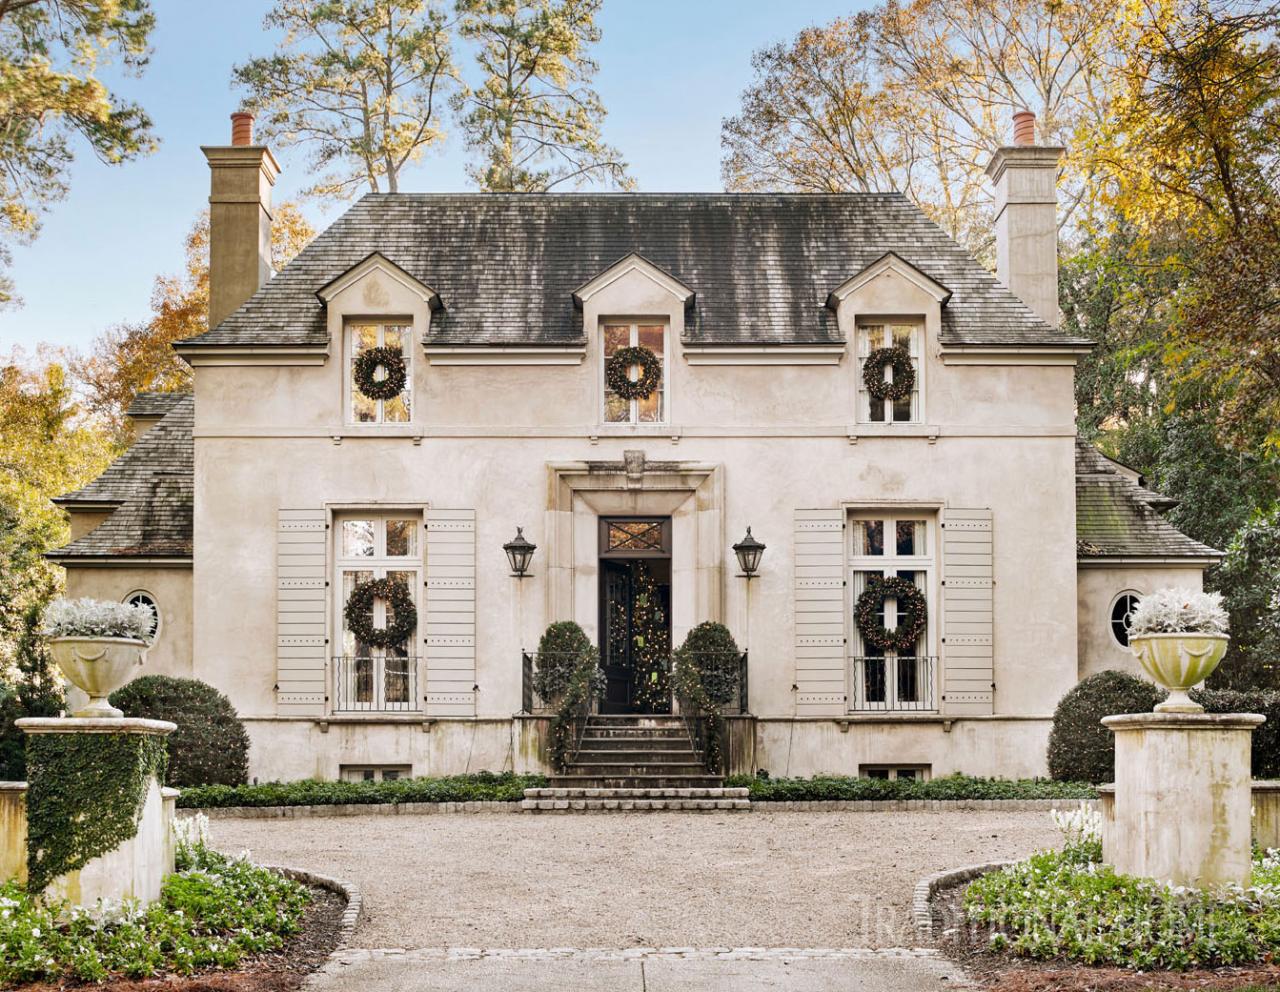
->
xmin=122 ymin=590 xmax=160 ymax=641
xmin=599 ymin=319 xmax=671 ymax=426
xmin=345 ymin=319 xmax=414 ymax=426
xmin=855 ymin=319 xmax=925 ymax=425
xmin=1109 ymin=589 xmax=1143 ymax=648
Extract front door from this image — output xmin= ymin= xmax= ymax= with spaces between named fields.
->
xmin=599 ymin=518 xmax=672 ymax=714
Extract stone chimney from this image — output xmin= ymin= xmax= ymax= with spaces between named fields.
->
xmin=984 ymin=110 xmax=1064 ymax=328
xmin=201 ymin=112 xmax=280 ymax=329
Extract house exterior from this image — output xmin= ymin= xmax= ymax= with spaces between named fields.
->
xmin=49 ymin=115 xmax=1218 ymax=783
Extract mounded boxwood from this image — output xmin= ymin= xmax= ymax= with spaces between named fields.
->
xmin=1196 ymin=687 xmax=1280 ymax=778
xmin=110 ymin=676 xmax=250 ymax=788
xmin=676 ymin=621 xmax=741 ymax=707
xmin=178 ymin=771 xmax=547 ymax=809
xmin=1047 ymin=670 xmax=1165 ymax=783
xmin=532 ymin=621 xmax=597 ymax=704
xmin=725 ymin=773 xmax=1095 ymax=802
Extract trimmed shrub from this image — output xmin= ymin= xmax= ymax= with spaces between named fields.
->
xmin=109 ymin=676 xmax=250 ymax=787
xmin=725 ymin=773 xmax=1095 ymax=802
xmin=178 ymin=771 xmax=547 ymax=809
xmin=1195 ymin=687 xmax=1280 ymax=778
xmin=1047 ymin=670 xmax=1165 ymax=783
xmin=532 ymin=621 xmax=596 ymax=703
xmin=675 ymin=621 xmax=741 ymax=707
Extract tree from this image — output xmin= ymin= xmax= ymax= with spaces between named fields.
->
xmin=234 ymin=0 xmax=456 ymax=198
xmin=454 ymin=0 xmax=631 ymax=192
xmin=0 ymin=0 xmax=157 ymax=306
xmin=73 ymin=203 xmax=314 ymax=438
xmin=1214 ymin=506 xmax=1280 ymax=688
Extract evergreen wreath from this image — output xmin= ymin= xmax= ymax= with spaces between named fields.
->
xmin=605 ymin=345 xmax=662 ymax=400
xmin=862 ymin=346 xmax=914 ymax=402
xmin=855 ymin=575 xmax=927 ymax=652
xmin=353 ymin=346 xmax=407 ymax=401
xmin=344 ymin=577 xmax=417 ymax=648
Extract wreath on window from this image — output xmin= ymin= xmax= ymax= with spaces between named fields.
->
xmin=862 ymin=345 xmax=914 ymax=402
xmin=344 ymin=577 xmax=417 ymax=648
xmin=605 ymin=345 xmax=662 ymax=400
xmin=855 ymin=575 xmax=927 ymax=653
xmin=353 ymin=346 xmax=407 ymax=401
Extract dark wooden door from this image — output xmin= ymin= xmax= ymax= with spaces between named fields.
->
xmin=600 ymin=560 xmax=635 ymax=712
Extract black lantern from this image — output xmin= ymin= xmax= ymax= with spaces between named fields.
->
xmin=504 ymin=527 xmax=536 ymax=578
xmin=733 ymin=526 xmax=766 ymax=578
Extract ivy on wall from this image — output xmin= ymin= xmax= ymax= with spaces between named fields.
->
xmin=24 ymin=733 xmax=168 ymax=893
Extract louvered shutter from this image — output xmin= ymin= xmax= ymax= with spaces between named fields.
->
xmin=277 ymin=508 xmax=328 ymax=716
xmin=794 ymin=508 xmax=846 ymax=716
xmin=425 ymin=509 xmax=475 ymax=716
xmin=942 ymin=507 xmax=994 ymax=715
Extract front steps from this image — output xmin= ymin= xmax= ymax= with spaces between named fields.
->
xmin=522 ymin=714 xmax=750 ymax=812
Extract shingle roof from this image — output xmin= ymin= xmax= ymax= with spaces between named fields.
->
xmin=1075 ymin=438 xmax=1219 ymax=561
xmin=179 ymin=193 xmax=1093 ymax=350
xmin=126 ymin=390 xmax=190 ymax=420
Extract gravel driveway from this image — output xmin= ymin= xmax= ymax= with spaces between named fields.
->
xmin=212 ymin=809 xmax=1059 ymax=949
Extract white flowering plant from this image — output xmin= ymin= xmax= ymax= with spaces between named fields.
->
xmin=41 ymin=598 xmax=156 ymax=642
xmin=1127 ymin=588 xmax=1229 ymax=637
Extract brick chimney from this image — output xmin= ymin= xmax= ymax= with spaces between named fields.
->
xmin=201 ymin=112 xmax=280 ymax=329
xmin=984 ymin=111 xmax=1064 ymax=328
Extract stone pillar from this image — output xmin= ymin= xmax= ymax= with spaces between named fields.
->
xmin=1103 ymin=712 xmax=1263 ymax=886
xmin=15 ymin=717 xmax=177 ymax=906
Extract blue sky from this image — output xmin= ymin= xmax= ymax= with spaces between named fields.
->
xmin=0 ymin=0 xmax=865 ymax=353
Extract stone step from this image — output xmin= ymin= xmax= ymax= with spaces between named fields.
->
xmin=584 ymin=715 xmax=685 ymax=730
xmin=568 ymin=761 xmax=708 ymax=776
xmin=549 ymin=774 xmax=725 ymax=789
xmin=577 ymin=728 xmax=693 ymax=743
xmin=525 ymin=787 xmax=750 ymax=799
xmin=573 ymin=749 xmax=703 ymax=763
xmin=576 ymin=736 xmax=694 ymax=750
xmin=522 ymin=797 xmax=751 ymax=812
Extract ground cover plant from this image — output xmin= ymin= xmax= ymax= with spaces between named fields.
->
xmin=725 ymin=773 xmax=1097 ymax=802
xmin=179 ymin=770 xmax=547 ymax=809
xmin=0 ymin=819 xmax=310 ymax=985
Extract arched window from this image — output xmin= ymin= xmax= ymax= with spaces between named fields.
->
xmin=124 ymin=590 xmax=160 ymax=640
xmin=1110 ymin=591 xmax=1141 ymax=648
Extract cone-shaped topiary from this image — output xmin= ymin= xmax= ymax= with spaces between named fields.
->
xmin=1047 ymin=670 xmax=1165 ymax=783
xmin=109 ymin=676 xmax=250 ymax=787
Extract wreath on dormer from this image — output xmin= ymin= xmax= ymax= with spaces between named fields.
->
xmin=862 ymin=345 xmax=915 ymax=403
xmin=605 ymin=345 xmax=662 ymax=400
xmin=344 ymin=576 xmax=417 ymax=648
xmin=354 ymin=346 xmax=407 ymax=401
xmin=855 ymin=575 xmax=927 ymax=653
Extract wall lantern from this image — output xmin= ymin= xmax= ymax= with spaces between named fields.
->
xmin=504 ymin=527 xmax=537 ymax=578
xmin=733 ymin=527 xmax=766 ymax=579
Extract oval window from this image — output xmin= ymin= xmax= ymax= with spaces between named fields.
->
xmin=124 ymin=591 xmax=160 ymax=640
xmin=1110 ymin=592 xmax=1141 ymax=648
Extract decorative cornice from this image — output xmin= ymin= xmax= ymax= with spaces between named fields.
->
xmin=941 ymin=344 xmax=1092 ymax=366
xmin=423 ymin=344 xmax=586 ymax=366
xmin=682 ymin=343 xmax=845 ymax=366
xmin=173 ymin=343 xmax=329 ymax=367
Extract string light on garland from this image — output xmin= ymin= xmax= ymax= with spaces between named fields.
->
xmin=630 ymin=562 xmax=671 ymax=712
xmin=605 ymin=345 xmax=662 ymax=400
xmin=353 ymin=346 xmax=407 ymax=401
xmin=855 ymin=575 xmax=927 ymax=653
xmin=862 ymin=345 xmax=914 ymax=402
xmin=344 ymin=577 xmax=417 ymax=648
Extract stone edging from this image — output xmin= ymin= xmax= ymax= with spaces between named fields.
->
xmin=263 ymin=865 xmax=362 ymax=949
xmin=912 ymin=861 xmax=1013 ymax=938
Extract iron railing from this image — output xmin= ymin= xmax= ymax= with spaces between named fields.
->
xmin=332 ymin=655 xmax=419 ymax=713
xmin=849 ymin=655 xmax=937 ymax=712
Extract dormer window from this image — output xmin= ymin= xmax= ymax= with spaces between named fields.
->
xmin=857 ymin=321 xmax=922 ymax=423
xmin=602 ymin=322 xmax=668 ymax=424
xmin=348 ymin=321 xmax=412 ymax=424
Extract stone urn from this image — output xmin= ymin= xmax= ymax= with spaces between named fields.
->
xmin=48 ymin=636 xmax=146 ymax=718
xmin=1130 ymin=632 xmax=1229 ymax=713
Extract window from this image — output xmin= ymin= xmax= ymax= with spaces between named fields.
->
xmin=123 ymin=591 xmax=159 ymax=640
xmin=602 ymin=322 xmax=668 ymax=424
xmin=348 ymin=322 xmax=412 ymax=423
xmin=856 ymin=321 xmax=922 ymax=423
xmin=848 ymin=512 xmax=936 ymax=712
xmin=861 ymin=765 xmax=930 ymax=781
xmin=335 ymin=512 xmax=422 ymax=712
xmin=340 ymin=765 xmax=412 ymax=783
xmin=1110 ymin=591 xmax=1141 ymax=648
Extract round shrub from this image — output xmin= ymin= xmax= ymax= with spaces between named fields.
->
xmin=676 ymin=621 xmax=741 ymax=707
xmin=532 ymin=621 xmax=595 ymax=703
xmin=109 ymin=676 xmax=250 ymax=787
xmin=1047 ymin=670 xmax=1165 ymax=783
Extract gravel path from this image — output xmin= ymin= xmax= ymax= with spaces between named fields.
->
xmin=212 ymin=809 xmax=1059 ymax=949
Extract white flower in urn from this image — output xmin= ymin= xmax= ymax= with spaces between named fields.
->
xmin=1127 ymin=588 xmax=1230 ymax=713
xmin=41 ymin=597 xmax=156 ymax=719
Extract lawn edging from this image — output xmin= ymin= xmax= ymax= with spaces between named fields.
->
xmin=264 ymin=864 xmax=363 ymax=948
xmin=912 ymin=860 xmax=1014 ymax=938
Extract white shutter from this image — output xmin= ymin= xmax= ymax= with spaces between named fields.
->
xmin=425 ymin=509 xmax=476 ymax=716
xmin=794 ymin=508 xmax=846 ymax=716
xmin=277 ymin=508 xmax=328 ymax=716
xmin=942 ymin=507 xmax=993 ymax=715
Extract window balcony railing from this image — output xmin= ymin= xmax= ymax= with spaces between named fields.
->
xmin=332 ymin=655 xmax=419 ymax=713
xmin=849 ymin=655 xmax=937 ymax=713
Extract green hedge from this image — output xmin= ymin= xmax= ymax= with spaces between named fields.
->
xmin=178 ymin=771 xmax=547 ymax=809
xmin=724 ymin=773 xmax=1096 ymax=802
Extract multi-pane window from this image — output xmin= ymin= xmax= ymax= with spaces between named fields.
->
xmin=848 ymin=513 xmax=935 ymax=711
xmin=602 ymin=322 xmax=667 ymax=424
xmin=335 ymin=513 xmax=422 ymax=711
xmin=348 ymin=322 xmax=412 ymax=424
xmin=857 ymin=322 xmax=922 ymax=423
xmin=1110 ymin=591 xmax=1141 ymax=648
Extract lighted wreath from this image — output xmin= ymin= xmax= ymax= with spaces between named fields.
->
xmin=605 ymin=345 xmax=662 ymax=400
xmin=855 ymin=575 xmax=927 ymax=653
xmin=344 ymin=577 xmax=417 ymax=648
xmin=353 ymin=346 xmax=407 ymax=401
xmin=862 ymin=346 xmax=914 ymax=402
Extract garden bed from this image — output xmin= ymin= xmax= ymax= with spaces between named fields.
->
xmin=727 ymin=773 xmax=1097 ymax=803
xmin=177 ymin=772 xmax=546 ymax=810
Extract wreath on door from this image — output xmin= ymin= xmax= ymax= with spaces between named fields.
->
xmin=605 ymin=345 xmax=662 ymax=400
xmin=854 ymin=575 xmax=927 ymax=652
xmin=344 ymin=577 xmax=417 ymax=648
xmin=353 ymin=346 xmax=407 ymax=401
xmin=862 ymin=345 xmax=914 ymax=402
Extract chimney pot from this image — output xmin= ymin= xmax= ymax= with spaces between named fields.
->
xmin=231 ymin=112 xmax=254 ymax=146
xmin=1013 ymin=109 xmax=1036 ymax=147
